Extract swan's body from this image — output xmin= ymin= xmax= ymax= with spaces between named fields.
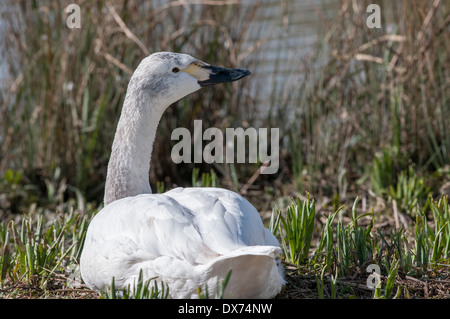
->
xmin=80 ymin=52 xmax=284 ymax=298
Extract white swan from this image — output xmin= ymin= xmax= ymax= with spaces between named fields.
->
xmin=80 ymin=52 xmax=284 ymax=299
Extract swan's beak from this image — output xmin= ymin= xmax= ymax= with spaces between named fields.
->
xmin=182 ymin=61 xmax=251 ymax=87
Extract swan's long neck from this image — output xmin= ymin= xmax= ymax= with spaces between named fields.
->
xmin=104 ymin=85 xmax=165 ymax=206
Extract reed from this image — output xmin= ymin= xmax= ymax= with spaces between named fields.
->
xmin=1 ymin=0 xmax=448 ymax=204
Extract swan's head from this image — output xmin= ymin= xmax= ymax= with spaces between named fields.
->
xmin=129 ymin=52 xmax=251 ymax=110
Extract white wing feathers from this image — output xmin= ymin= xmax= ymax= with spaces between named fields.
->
xmin=80 ymin=187 xmax=284 ymax=298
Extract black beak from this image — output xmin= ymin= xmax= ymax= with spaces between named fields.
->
xmin=198 ymin=65 xmax=251 ymax=87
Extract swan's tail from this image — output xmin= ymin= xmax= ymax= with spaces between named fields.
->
xmin=203 ymin=246 xmax=285 ymax=299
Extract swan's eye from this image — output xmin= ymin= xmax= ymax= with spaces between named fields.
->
xmin=172 ymin=67 xmax=180 ymax=73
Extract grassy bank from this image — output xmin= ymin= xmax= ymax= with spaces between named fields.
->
xmin=0 ymin=174 xmax=449 ymax=298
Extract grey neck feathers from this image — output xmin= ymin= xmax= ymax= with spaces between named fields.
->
xmin=103 ymin=85 xmax=165 ymax=206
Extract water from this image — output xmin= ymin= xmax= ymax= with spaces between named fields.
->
xmin=238 ymin=0 xmax=339 ymax=117
xmin=0 ymin=0 xmax=339 ymax=103
xmin=0 ymin=0 xmax=9 ymax=91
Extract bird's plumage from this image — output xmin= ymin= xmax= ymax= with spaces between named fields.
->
xmin=81 ymin=187 xmax=283 ymax=298
xmin=80 ymin=52 xmax=284 ymax=298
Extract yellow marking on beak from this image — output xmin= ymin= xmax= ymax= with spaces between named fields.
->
xmin=182 ymin=61 xmax=210 ymax=81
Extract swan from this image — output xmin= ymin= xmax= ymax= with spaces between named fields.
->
xmin=79 ymin=52 xmax=284 ymax=299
